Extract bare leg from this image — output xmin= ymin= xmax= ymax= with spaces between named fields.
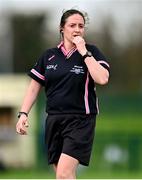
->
xmin=56 ymin=153 xmax=79 ymax=179
xmin=53 ymin=163 xmax=57 ymax=173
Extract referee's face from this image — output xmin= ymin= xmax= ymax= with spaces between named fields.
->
xmin=62 ymin=14 xmax=85 ymax=44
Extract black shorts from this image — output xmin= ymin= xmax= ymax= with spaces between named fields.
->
xmin=45 ymin=114 xmax=96 ymax=166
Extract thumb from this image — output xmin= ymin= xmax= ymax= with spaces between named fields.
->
xmin=25 ymin=121 xmax=29 ymax=127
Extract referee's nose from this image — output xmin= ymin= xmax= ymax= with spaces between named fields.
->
xmin=75 ymin=25 xmax=80 ymax=32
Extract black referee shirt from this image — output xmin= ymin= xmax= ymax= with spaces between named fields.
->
xmin=28 ymin=42 xmax=110 ymax=114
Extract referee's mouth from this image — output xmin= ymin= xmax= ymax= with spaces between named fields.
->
xmin=73 ymin=34 xmax=81 ymax=37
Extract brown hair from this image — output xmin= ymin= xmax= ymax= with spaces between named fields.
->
xmin=60 ymin=9 xmax=87 ymax=33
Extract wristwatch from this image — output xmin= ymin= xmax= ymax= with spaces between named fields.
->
xmin=82 ymin=51 xmax=92 ymax=60
xmin=17 ymin=112 xmax=28 ymax=118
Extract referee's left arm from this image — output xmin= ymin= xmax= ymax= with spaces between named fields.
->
xmin=72 ymin=36 xmax=109 ymax=85
xmin=84 ymin=56 xmax=109 ymax=85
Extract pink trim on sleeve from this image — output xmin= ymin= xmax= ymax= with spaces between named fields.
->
xmin=98 ymin=60 xmax=110 ymax=68
xmin=31 ymin=69 xmax=45 ymax=81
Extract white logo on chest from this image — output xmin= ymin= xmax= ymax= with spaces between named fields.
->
xmin=46 ymin=64 xmax=58 ymax=70
xmin=70 ymin=65 xmax=84 ymax=74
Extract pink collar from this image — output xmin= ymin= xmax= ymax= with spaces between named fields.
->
xmin=57 ymin=41 xmax=77 ymax=59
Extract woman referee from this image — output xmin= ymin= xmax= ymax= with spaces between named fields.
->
xmin=16 ymin=9 xmax=110 ymax=179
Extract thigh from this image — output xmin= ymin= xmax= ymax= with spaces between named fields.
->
xmin=57 ymin=153 xmax=79 ymax=174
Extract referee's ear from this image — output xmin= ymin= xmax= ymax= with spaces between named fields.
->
xmin=60 ymin=28 xmax=64 ymax=38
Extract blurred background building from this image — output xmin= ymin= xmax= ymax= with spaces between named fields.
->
xmin=0 ymin=0 xmax=142 ymax=178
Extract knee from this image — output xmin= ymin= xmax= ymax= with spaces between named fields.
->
xmin=56 ymin=169 xmax=74 ymax=179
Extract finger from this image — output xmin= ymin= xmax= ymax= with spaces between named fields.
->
xmin=25 ymin=121 xmax=29 ymax=127
xmin=16 ymin=125 xmax=21 ymax=134
xmin=16 ymin=128 xmax=20 ymax=134
xmin=19 ymin=128 xmax=27 ymax=135
xmin=16 ymin=125 xmax=27 ymax=135
xmin=20 ymin=130 xmax=27 ymax=135
xmin=73 ymin=37 xmax=84 ymax=45
xmin=16 ymin=127 xmax=23 ymax=134
xmin=72 ymin=36 xmax=79 ymax=43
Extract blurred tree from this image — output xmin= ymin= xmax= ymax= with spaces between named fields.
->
xmin=12 ymin=14 xmax=47 ymax=73
xmin=120 ymin=22 xmax=142 ymax=93
xmin=87 ymin=16 xmax=120 ymax=94
xmin=87 ymin=16 xmax=142 ymax=95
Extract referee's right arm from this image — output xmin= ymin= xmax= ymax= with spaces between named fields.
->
xmin=16 ymin=79 xmax=42 ymax=135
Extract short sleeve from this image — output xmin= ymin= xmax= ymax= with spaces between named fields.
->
xmin=28 ymin=54 xmax=45 ymax=86
xmin=91 ymin=45 xmax=110 ymax=72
